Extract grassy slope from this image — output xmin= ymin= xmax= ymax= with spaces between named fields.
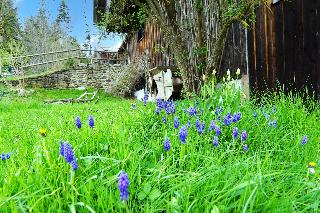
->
xmin=0 ymin=89 xmax=319 ymax=212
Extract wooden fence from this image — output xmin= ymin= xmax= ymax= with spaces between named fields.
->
xmin=248 ymin=0 xmax=320 ymax=97
xmin=0 ymin=49 xmax=126 ymax=78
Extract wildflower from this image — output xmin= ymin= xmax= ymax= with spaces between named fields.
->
xmin=162 ymin=116 xmax=167 ymax=124
xmin=233 ymin=127 xmax=239 ymax=139
xmin=170 ymin=102 xmax=176 ymax=114
xmin=174 ymin=117 xmax=179 ymax=129
xmin=265 ymin=114 xmax=270 ymax=120
xmin=59 ymin=141 xmax=64 ymax=156
xmin=179 ymin=125 xmax=188 ymax=143
xmin=241 ymin=130 xmax=247 ymax=142
xmin=131 ymin=103 xmax=136 ymax=110
xmin=209 ymin=120 xmax=216 ymax=131
xmin=253 ymin=112 xmax=257 ymax=118
xmin=308 ymin=168 xmax=316 ymax=174
xmin=216 ymin=126 xmax=221 ymax=136
xmin=164 ymin=137 xmax=171 ymax=151
xmin=183 ymin=108 xmax=187 ymax=114
xmin=217 ymin=115 xmax=221 ymax=121
xmin=1 ymin=153 xmax=10 ymax=161
xmin=243 ymin=144 xmax=248 ymax=152
xmin=63 ymin=142 xmax=75 ymax=163
xmin=196 ymin=118 xmax=201 ymax=128
xmin=189 ymin=107 xmax=197 ymax=116
xmin=88 ymin=115 xmax=94 ymax=128
xmin=227 ymin=76 xmax=231 ymax=81
xmin=273 ymin=120 xmax=277 ymax=128
xmin=156 ymin=98 xmax=163 ymax=109
xmin=187 ymin=120 xmax=191 ymax=128
xmin=236 ymin=68 xmax=241 ymax=76
xmin=227 ymin=69 xmax=230 ymax=76
xmin=143 ymin=94 xmax=148 ymax=106
xmin=71 ymin=160 xmax=78 ymax=171
xmin=76 ymin=116 xmax=82 ymax=129
xmin=215 ymin=107 xmax=222 ymax=115
xmin=39 ymin=128 xmax=47 ymax=137
xmin=308 ymin=162 xmax=317 ymax=168
xmin=213 ymin=137 xmax=218 ymax=147
xmin=197 ymin=122 xmax=205 ymax=135
xmin=302 ymin=135 xmax=308 ymax=145
xmin=272 ymin=106 xmax=276 ymax=113
xmin=213 ymin=69 xmax=216 ymax=76
xmin=165 ymin=106 xmax=171 ymax=115
xmin=234 ymin=112 xmax=242 ymax=122
xmin=223 ymin=116 xmax=231 ymax=126
xmin=118 ymin=171 xmax=130 ymax=202
xmin=60 ymin=141 xmax=78 ymax=171
xmin=155 ymin=107 xmax=160 ymax=115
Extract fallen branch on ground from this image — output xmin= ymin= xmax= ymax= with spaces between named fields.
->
xmin=44 ymin=91 xmax=99 ymax=104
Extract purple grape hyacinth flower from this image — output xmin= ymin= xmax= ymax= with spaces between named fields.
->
xmin=143 ymin=94 xmax=148 ymax=106
xmin=253 ymin=112 xmax=257 ymax=118
xmin=223 ymin=116 xmax=231 ymax=126
xmin=156 ymin=98 xmax=163 ymax=109
xmin=243 ymin=144 xmax=248 ymax=152
xmin=170 ymin=102 xmax=176 ymax=114
xmin=216 ymin=126 xmax=221 ymax=136
xmin=162 ymin=116 xmax=167 ymax=124
xmin=155 ymin=107 xmax=160 ymax=115
xmin=76 ymin=116 xmax=81 ymax=129
xmin=213 ymin=137 xmax=219 ymax=147
xmin=88 ymin=115 xmax=94 ymax=128
xmin=197 ymin=122 xmax=205 ymax=135
xmin=118 ymin=171 xmax=130 ymax=202
xmin=196 ymin=118 xmax=201 ymax=128
xmin=63 ymin=142 xmax=75 ymax=163
xmin=209 ymin=120 xmax=216 ymax=131
xmin=233 ymin=127 xmax=239 ymax=139
xmin=1 ymin=153 xmax=11 ymax=161
xmin=60 ymin=141 xmax=78 ymax=170
xmin=179 ymin=125 xmax=188 ymax=143
xmin=241 ymin=130 xmax=247 ymax=142
xmin=189 ymin=107 xmax=197 ymax=116
xmin=71 ymin=160 xmax=78 ymax=171
xmin=59 ymin=141 xmax=64 ymax=156
xmin=164 ymin=137 xmax=171 ymax=151
xmin=187 ymin=120 xmax=191 ymax=128
xmin=174 ymin=117 xmax=179 ymax=129
xmin=302 ymin=135 xmax=308 ymax=145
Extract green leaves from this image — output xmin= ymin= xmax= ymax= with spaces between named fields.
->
xmin=137 ymin=182 xmax=162 ymax=201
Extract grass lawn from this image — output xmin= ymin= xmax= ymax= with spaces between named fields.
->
xmin=0 ymin=88 xmax=319 ymax=212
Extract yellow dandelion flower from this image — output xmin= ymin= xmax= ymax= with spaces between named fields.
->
xmin=39 ymin=128 xmax=47 ymax=137
xmin=308 ymin=162 xmax=317 ymax=168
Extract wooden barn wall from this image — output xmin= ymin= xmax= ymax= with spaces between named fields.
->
xmin=248 ymin=0 xmax=320 ymax=97
xmin=134 ymin=21 xmax=175 ymax=68
xmin=129 ymin=20 xmax=247 ymax=73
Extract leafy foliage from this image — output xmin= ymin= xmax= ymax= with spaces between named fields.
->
xmin=96 ymin=0 xmax=147 ymax=33
xmin=0 ymin=0 xmax=20 ymax=43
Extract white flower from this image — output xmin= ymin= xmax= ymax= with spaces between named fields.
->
xmin=227 ymin=76 xmax=231 ymax=81
xmin=226 ymin=69 xmax=230 ymax=76
xmin=309 ymin=168 xmax=316 ymax=174
xmin=223 ymin=77 xmax=225 ymax=82
xmin=236 ymin=68 xmax=241 ymax=75
xmin=212 ymin=69 xmax=216 ymax=76
xmin=202 ymin=74 xmax=206 ymax=81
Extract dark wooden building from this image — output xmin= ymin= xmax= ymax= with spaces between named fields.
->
xmin=249 ymin=0 xmax=320 ymax=98
xmin=94 ymin=0 xmax=320 ymax=98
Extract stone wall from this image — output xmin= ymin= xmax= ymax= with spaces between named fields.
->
xmin=4 ymin=65 xmax=123 ymax=92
